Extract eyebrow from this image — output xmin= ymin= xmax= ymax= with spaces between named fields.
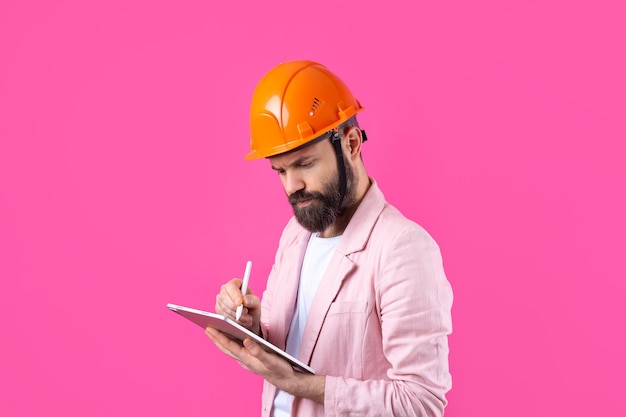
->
xmin=271 ymin=155 xmax=313 ymax=172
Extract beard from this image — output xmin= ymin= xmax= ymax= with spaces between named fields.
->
xmin=288 ymin=157 xmax=356 ymax=233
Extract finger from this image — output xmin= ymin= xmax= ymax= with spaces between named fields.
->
xmin=243 ymin=338 xmax=263 ymax=357
xmin=205 ymin=327 xmax=241 ymax=360
xmin=224 ymin=279 xmax=245 ymax=307
xmin=206 ymin=329 xmax=268 ymax=375
xmin=215 ymin=294 xmax=236 ymax=317
xmin=240 ymin=339 xmax=293 ymax=379
xmin=215 ymin=280 xmax=243 ymax=316
xmin=237 ymin=308 xmax=254 ymax=327
xmin=242 ymin=294 xmax=260 ymax=310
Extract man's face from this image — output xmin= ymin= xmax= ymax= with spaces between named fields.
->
xmin=269 ymin=138 xmax=355 ymax=233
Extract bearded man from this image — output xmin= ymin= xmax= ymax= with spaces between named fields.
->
xmin=206 ymin=60 xmax=453 ymax=417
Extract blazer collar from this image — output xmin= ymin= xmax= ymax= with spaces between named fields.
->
xmin=335 ymin=178 xmax=386 ymax=256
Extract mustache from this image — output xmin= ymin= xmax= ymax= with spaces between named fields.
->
xmin=288 ymin=190 xmax=324 ymax=205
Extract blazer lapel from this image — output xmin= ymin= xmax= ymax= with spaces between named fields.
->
xmin=270 ymin=229 xmax=310 ymax=350
xmin=298 ymin=253 xmax=355 ymax=365
xmin=298 ymin=180 xmax=387 ymax=365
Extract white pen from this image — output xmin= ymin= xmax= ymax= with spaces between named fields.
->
xmin=235 ymin=260 xmax=252 ymax=321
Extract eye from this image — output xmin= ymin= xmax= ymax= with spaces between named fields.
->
xmin=298 ymin=161 xmax=313 ymax=169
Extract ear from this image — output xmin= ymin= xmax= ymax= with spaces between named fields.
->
xmin=343 ymin=126 xmax=363 ymax=161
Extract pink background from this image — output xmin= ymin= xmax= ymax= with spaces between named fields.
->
xmin=1 ymin=1 xmax=624 ymax=416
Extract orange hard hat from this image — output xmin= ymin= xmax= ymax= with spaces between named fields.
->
xmin=246 ymin=60 xmax=364 ymax=160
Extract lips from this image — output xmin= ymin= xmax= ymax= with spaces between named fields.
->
xmin=290 ymin=195 xmax=316 ymax=210
xmin=289 ymin=191 xmax=317 ymax=207
xmin=296 ymin=199 xmax=312 ymax=208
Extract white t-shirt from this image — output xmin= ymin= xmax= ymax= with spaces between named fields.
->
xmin=272 ymin=232 xmax=341 ymax=417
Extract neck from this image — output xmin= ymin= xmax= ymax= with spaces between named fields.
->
xmin=319 ymin=176 xmax=371 ymax=238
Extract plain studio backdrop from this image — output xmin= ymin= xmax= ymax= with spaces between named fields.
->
xmin=1 ymin=1 xmax=624 ymax=416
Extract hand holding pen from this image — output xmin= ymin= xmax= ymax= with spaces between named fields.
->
xmin=214 ymin=260 xmax=262 ymax=335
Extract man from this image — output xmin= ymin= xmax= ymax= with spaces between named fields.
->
xmin=206 ymin=60 xmax=453 ymax=417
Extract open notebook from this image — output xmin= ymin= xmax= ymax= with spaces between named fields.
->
xmin=167 ymin=303 xmax=315 ymax=374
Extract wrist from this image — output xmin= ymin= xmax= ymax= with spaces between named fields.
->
xmin=280 ymin=373 xmax=325 ymax=405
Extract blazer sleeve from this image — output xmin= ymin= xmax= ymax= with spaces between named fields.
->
xmin=323 ymin=226 xmax=453 ymax=417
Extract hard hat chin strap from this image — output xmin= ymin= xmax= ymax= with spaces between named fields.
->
xmin=329 ymin=130 xmax=347 ymax=208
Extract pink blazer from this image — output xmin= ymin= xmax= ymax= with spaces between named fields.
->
xmin=260 ymin=180 xmax=453 ymax=417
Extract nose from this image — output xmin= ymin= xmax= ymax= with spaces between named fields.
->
xmin=283 ymin=170 xmax=305 ymax=196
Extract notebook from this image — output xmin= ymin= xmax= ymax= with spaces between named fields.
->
xmin=166 ymin=303 xmax=315 ymax=374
